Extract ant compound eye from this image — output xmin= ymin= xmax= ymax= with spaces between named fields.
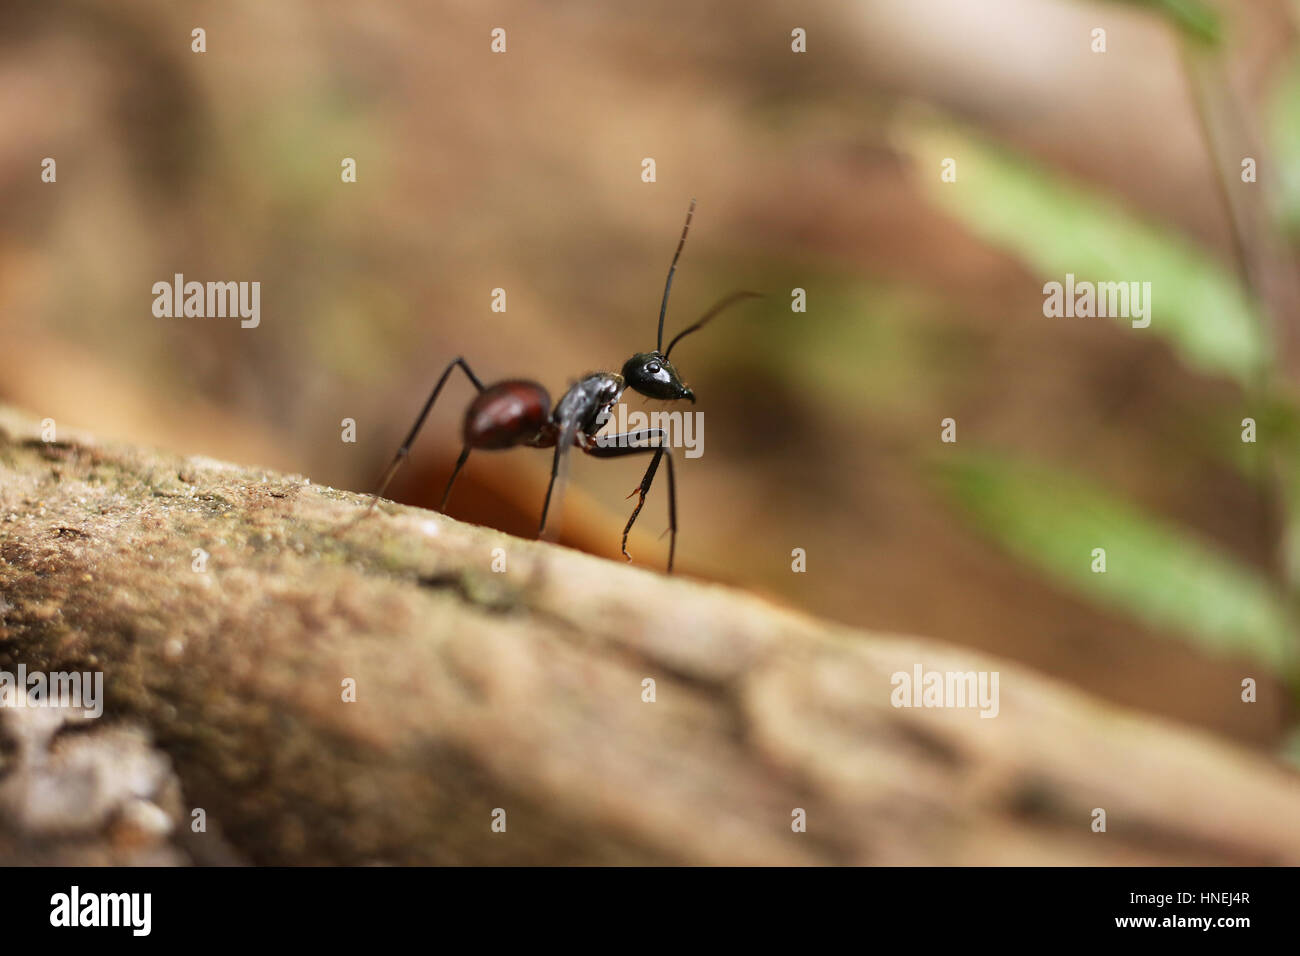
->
xmin=647 ymin=362 xmax=661 ymax=374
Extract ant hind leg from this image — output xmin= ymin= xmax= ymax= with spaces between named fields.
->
xmin=439 ymin=445 xmax=472 ymax=512
xmin=366 ymin=356 xmax=486 ymax=512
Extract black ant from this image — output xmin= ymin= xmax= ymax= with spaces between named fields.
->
xmin=364 ymin=200 xmax=759 ymax=572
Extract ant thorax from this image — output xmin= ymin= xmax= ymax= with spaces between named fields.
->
xmin=552 ymin=372 xmax=625 ymax=436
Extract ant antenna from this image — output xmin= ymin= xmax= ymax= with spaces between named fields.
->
xmin=664 ymin=290 xmax=763 ymax=359
xmin=656 ymin=199 xmax=696 ymax=353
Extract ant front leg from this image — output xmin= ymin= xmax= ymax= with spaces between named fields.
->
xmin=367 ymin=356 xmax=485 ymax=512
xmin=583 ymin=429 xmax=677 ymax=573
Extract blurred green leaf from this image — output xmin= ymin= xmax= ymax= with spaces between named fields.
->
xmin=896 ymin=121 xmax=1267 ymax=386
xmin=1101 ymin=0 xmax=1222 ymax=44
xmin=1270 ymin=56 xmax=1300 ymax=239
xmin=1282 ymin=725 xmax=1300 ymax=769
xmin=937 ymin=451 xmax=1291 ymax=671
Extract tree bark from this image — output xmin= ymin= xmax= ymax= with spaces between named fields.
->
xmin=0 ymin=405 xmax=1297 ymax=865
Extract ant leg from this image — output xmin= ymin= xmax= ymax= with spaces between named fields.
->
xmin=583 ymin=429 xmax=677 ymax=573
xmin=539 ymin=419 xmax=581 ymax=541
xmin=367 ymin=357 xmax=485 ymax=512
xmin=439 ymin=446 xmax=472 ymax=511
xmin=538 ymin=442 xmax=570 ymax=541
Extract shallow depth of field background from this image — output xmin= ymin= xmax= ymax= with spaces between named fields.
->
xmin=3 ymin=1 xmax=1300 ymax=754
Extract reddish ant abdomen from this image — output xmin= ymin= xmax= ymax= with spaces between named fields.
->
xmin=463 ymin=380 xmax=552 ymax=450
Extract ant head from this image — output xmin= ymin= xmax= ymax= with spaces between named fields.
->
xmin=641 ymin=200 xmax=762 ymax=406
xmin=622 ymin=351 xmax=694 ymax=403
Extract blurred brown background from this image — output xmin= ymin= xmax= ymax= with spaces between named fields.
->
xmin=3 ymin=1 xmax=1298 ymax=752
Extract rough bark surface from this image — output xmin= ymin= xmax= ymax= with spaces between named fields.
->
xmin=0 ymin=406 xmax=1297 ymax=865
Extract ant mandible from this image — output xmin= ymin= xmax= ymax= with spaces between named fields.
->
xmin=364 ymin=200 xmax=759 ymax=572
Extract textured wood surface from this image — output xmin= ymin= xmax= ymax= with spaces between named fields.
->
xmin=0 ymin=406 xmax=1297 ymax=865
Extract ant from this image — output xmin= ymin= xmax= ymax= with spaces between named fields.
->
xmin=364 ymin=200 xmax=759 ymax=572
